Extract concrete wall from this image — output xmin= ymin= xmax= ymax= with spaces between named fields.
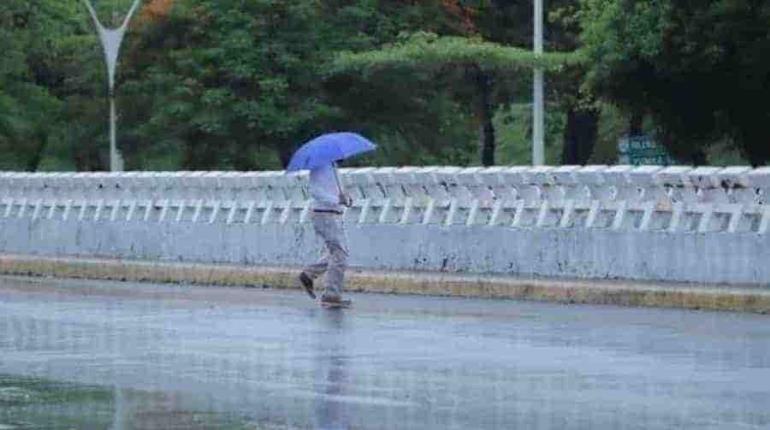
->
xmin=1 ymin=165 xmax=769 ymax=285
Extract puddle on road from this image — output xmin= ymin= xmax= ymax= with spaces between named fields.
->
xmin=2 ymin=278 xmax=769 ymax=429
xmin=0 ymin=374 xmax=284 ymax=430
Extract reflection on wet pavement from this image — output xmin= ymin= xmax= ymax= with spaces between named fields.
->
xmin=0 ymin=276 xmax=769 ymax=429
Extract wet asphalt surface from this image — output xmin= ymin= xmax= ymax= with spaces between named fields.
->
xmin=1 ymin=276 xmax=769 ymax=429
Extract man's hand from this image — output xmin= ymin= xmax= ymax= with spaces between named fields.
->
xmin=339 ymin=192 xmax=353 ymax=207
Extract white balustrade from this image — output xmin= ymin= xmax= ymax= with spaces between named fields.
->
xmin=1 ymin=166 xmax=769 ymax=234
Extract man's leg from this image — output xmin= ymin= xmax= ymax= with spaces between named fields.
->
xmin=303 ymin=250 xmax=329 ymax=281
xmin=315 ymin=214 xmax=348 ymax=301
xmin=322 ymin=241 xmax=348 ymax=300
xmin=299 ymin=215 xmax=330 ymax=299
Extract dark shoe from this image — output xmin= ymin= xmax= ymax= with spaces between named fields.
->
xmin=298 ymin=272 xmax=315 ymax=299
xmin=320 ymin=295 xmax=351 ymax=308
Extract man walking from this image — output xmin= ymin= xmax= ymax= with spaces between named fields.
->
xmin=297 ymin=162 xmax=353 ymax=307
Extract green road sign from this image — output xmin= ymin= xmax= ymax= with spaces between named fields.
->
xmin=618 ymin=135 xmax=676 ymax=166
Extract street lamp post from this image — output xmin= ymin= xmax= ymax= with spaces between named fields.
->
xmin=532 ymin=0 xmax=545 ymax=166
xmin=83 ymin=0 xmax=142 ymax=172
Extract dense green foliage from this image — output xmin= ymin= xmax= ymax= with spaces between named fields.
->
xmin=581 ymin=0 xmax=770 ymax=165
xmin=0 ymin=0 xmax=767 ymax=171
xmin=0 ymin=1 xmax=82 ymax=170
xmin=332 ymin=32 xmax=582 ymax=72
xmin=330 ymin=32 xmax=582 ymax=165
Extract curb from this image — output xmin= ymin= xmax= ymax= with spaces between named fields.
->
xmin=0 ymin=254 xmax=768 ymax=314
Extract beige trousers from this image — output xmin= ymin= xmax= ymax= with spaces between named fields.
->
xmin=303 ymin=212 xmax=348 ymax=298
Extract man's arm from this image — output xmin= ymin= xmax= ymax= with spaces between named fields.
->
xmin=333 ymin=163 xmax=353 ymax=207
xmin=339 ymin=192 xmax=353 ymax=207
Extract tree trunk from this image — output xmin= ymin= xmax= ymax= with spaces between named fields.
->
xmin=690 ymin=148 xmax=707 ymax=166
xmin=182 ymin=131 xmax=220 ymax=170
xmin=475 ymin=69 xmax=496 ymax=167
xmin=74 ymin=143 xmax=103 ymax=171
xmin=629 ymin=112 xmax=644 ymax=136
xmin=740 ymin=127 xmax=770 ymax=167
xmin=25 ymin=131 xmax=48 ymax=172
xmin=561 ymin=108 xmax=599 ymax=165
xmin=661 ymin=132 xmax=706 ymax=166
xmin=276 ymin=141 xmax=295 ymax=170
xmin=233 ymin=143 xmax=257 ymax=171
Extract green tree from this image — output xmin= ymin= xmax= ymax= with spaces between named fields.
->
xmin=0 ymin=0 xmax=85 ymax=170
xmin=330 ymin=32 xmax=581 ymax=166
xmin=118 ymin=0 xmax=491 ymax=169
xmin=320 ymin=0 xmax=484 ymax=166
xmin=463 ymin=0 xmax=600 ymax=166
xmin=120 ymin=0 xmax=339 ymax=170
xmin=581 ymin=0 xmax=770 ymax=165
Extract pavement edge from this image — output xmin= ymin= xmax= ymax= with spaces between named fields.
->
xmin=0 ymin=254 xmax=768 ymax=313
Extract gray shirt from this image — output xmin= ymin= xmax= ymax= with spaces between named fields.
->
xmin=309 ymin=163 xmax=343 ymax=212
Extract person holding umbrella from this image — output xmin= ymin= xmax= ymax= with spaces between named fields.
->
xmin=286 ymin=132 xmax=376 ymax=308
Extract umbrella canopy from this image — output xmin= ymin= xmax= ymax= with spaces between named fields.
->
xmin=286 ymin=132 xmax=376 ymax=172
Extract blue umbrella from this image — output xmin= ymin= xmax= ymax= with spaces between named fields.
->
xmin=286 ymin=132 xmax=376 ymax=172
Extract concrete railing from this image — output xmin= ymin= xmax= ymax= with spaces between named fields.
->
xmin=1 ymin=166 xmax=769 ymax=233
xmin=1 ymin=166 xmax=769 ymax=285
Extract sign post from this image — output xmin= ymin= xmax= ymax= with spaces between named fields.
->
xmin=532 ymin=0 xmax=544 ymax=166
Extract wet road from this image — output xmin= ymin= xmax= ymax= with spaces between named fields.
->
xmin=1 ymin=276 xmax=769 ymax=429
